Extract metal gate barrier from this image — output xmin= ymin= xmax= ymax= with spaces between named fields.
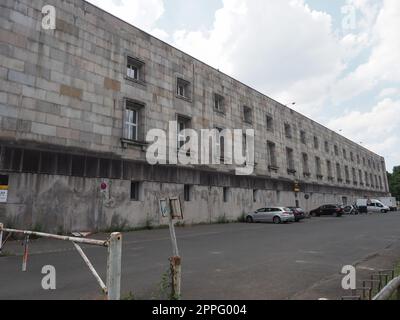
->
xmin=0 ymin=223 xmax=122 ymax=300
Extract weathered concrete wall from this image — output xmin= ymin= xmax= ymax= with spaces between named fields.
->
xmin=0 ymin=0 xmax=390 ymax=231
xmin=0 ymin=171 xmax=385 ymax=232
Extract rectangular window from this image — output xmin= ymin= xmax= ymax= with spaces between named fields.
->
xmin=267 ymin=141 xmax=277 ymax=169
xmin=284 ymin=123 xmax=292 ymax=139
xmin=314 ymin=136 xmax=319 ymax=150
xmin=315 ymin=157 xmax=322 ymax=177
xmin=343 ymin=149 xmax=347 ymax=160
xmin=130 ymin=181 xmax=140 ymax=201
xmin=352 ymin=167 xmax=357 ymax=184
xmin=357 ymin=154 xmax=360 ymax=164
xmin=243 ymin=106 xmax=253 ymax=124
xmin=127 ymin=57 xmax=144 ymax=82
xmin=334 ymin=145 xmax=339 ymax=156
xmin=379 ymin=176 xmax=383 ymax=189
xmin=326 ymin=160 xmax=333 ymax=179
xmin=215 ymin=127 xmax=226 ymax=160
xmin=177 ymin=78 xmax=191 ymax=100
xmin=124 ymin=100 xmax=144 ymax=141
xmin=325 ymin=141 xmax=329 ymax=153
xmin=345 ymin=165 xmax=350 ymax=183
xmin=223 ymin=187 xmax=229 ymax=203
xmin=253 ymin=189 xmax=258 ymax=203
xmin=365 ymin=171 xmax=369 ymax=186
xmin=266 ymin=114 xmax=274 ymax=132
xmin=359 ymin=169 xmax=363 ymax=185
xmin=350 ymin=152 xmax=354 ymax=162
xmin=177 ymin=116 xmax=191 ymax=149
xmin=184 ymin=184 xmax=192 ymax=202
xmin=302 ymin=153 xmax=309 ymax=175
xmin=286 ymin=147 xmax=295 ymax=173
xmin=214 ymin=93 xmax=225 ymax=113
xmin=336 ymin=163 xmax=342 ymax=181
xmin=300 ymin=131 xmax=306 ymax=144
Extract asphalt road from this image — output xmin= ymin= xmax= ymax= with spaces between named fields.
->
xmin=1 ymin=212 xmax=400 ymax=300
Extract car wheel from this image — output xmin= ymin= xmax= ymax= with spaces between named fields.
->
xmin=246 ymin=216 xmax=253 ymax=223
xmin=311 ymin=212 xmax=317 ymax=217
xmin=381 ymin=209 xmax=386 ymax=213
xmin=273 ymin=216 xmax=281 ymax=224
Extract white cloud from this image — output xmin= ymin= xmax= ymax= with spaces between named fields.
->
xmin=332 ymin=0 xmax=400 ymax=103
xmin=327 ymin=98 xmax=400 ymax=170
xmin=86 ymin=0 xmax=165 ymax=33
xmin=172 ymin=0 xmax=347 ymax=117
xmin=379 ymin=87 xmax=400 ymax=98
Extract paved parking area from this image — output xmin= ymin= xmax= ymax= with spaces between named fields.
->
xmin=0 ymin=212 xmax=400 ymax=299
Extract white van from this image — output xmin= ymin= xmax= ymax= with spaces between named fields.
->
xmin=378 ymin=197 xmax=398 ymax=211
xmin=356 ymin=199 xmax=390 ymax=213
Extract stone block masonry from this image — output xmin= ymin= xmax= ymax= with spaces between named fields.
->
xmin=0 ymin=0 xmax=390 ymax=232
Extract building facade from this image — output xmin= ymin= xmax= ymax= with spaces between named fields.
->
xmin=0 ymin=0 xmax=390 ymax=232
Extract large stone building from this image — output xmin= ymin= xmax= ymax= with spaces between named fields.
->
xmin=0 ymin=0 xmax=390 ymax=232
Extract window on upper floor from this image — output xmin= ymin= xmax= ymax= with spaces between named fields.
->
xmin=336 ymin=163 xmax=342 ymax=181
xmin=350 ymin=152 xmax=354 ymax=162
xmin=300 ymin=131 xmax=307 ymax=144
xmin=315 ymin=156 xmax=322 ymax=177
xmin=302 ymin=153 xmax=309 ymax=175
xmin=123 ymin=100 xmax=145 ymax=142
xmin=177 ymin=115 xmax=191 ymax=150
xmin=267 ymin=141 xmax=278 ymax=169
xmin=334 ymin=145 xmax=339 ymax=156
xmin=266 ymin=114 xmax=274 ymax=132
xmin=286 ymin=147 xmax=295 ymax=173
xmin=343 ymin=148 xmax=347 ymax=160
xmin=214 ymin=93 xmax=225 ymax=113
xmin=284 ymin=123 xmax=292 ymax=139
xmin=326 ymin=160 xmax=333 ymax=179
xmin=314 ymin=136 xmax=319 ymax=150
xmin=176 ymin=78 xmax=191 ymax=100
xmin=324 ymin=141 xmax=329 ymax=153
xmin=126 ymin=56 xmax=145 ymax=82
xmin=243 ymin=106 xmax=253 ymax=124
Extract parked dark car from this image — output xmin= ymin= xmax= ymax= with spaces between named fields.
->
xmin=310 ymin=204 xmax=344 ymax=217
xmin=287 ymin=207 xmax=306 ymax=222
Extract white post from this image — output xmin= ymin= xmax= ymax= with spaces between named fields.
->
xmin=106 ymin=232 xmax=122 ymax=300
xmin=169 ymin=219 xmax=179 ymax=257
xmin=0 ymin=223 xmax=3 ymax=253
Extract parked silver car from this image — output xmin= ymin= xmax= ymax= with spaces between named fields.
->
xmin=246 ymin=207 xmax=295 ymax=224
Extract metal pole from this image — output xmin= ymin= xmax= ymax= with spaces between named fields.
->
xmin=106 ymin=232 xmax=122 ymax=300
xmin=72 ymin=242 xmax=107 ymax=294
xmin=1 ymin=227 xmax=108 ymax=247
xmin=170 ymin=255 xmax=181 ymax=300
xmin=22 ymin=235 xmax=29 ymax=272
xmin=0 ymin=223 xmax=3 ymax=253
xmin=169 ymin=219 xmax=179 ymax=257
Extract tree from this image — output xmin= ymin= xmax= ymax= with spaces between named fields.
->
xmin=387 ymin=166 xmax=400 ymax=201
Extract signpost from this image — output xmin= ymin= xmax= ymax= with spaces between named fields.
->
xmin=159 ymin=196 xmax=183 ymax=299
xmin=0 ymin=175 xmax=9 ymax=203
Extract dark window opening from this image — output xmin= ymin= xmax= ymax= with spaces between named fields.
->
xmin=99 ymin=158 xmax=110 ymax=178
xmin=22 ymin=150 xmax=40 ymax=173
xmin=57 ymin=153 xmax=71 ymax=176
xmin=71 ymin=155 xmax=85 ymax=177
xmin=184 ymin=184 xmax=192 ymax=202
xmin=130 ymin=181 xmax=140 ymax=201
xmin=85 ymin=157 xmax=99 ymax=178
xmin=40 ymin=152 xmax=57 ymax=174
xmin=223 ymin=187 xmax=229 ymax=203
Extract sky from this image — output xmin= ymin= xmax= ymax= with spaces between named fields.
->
xmin=87 ymin=0 xmax=400 ymax=172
